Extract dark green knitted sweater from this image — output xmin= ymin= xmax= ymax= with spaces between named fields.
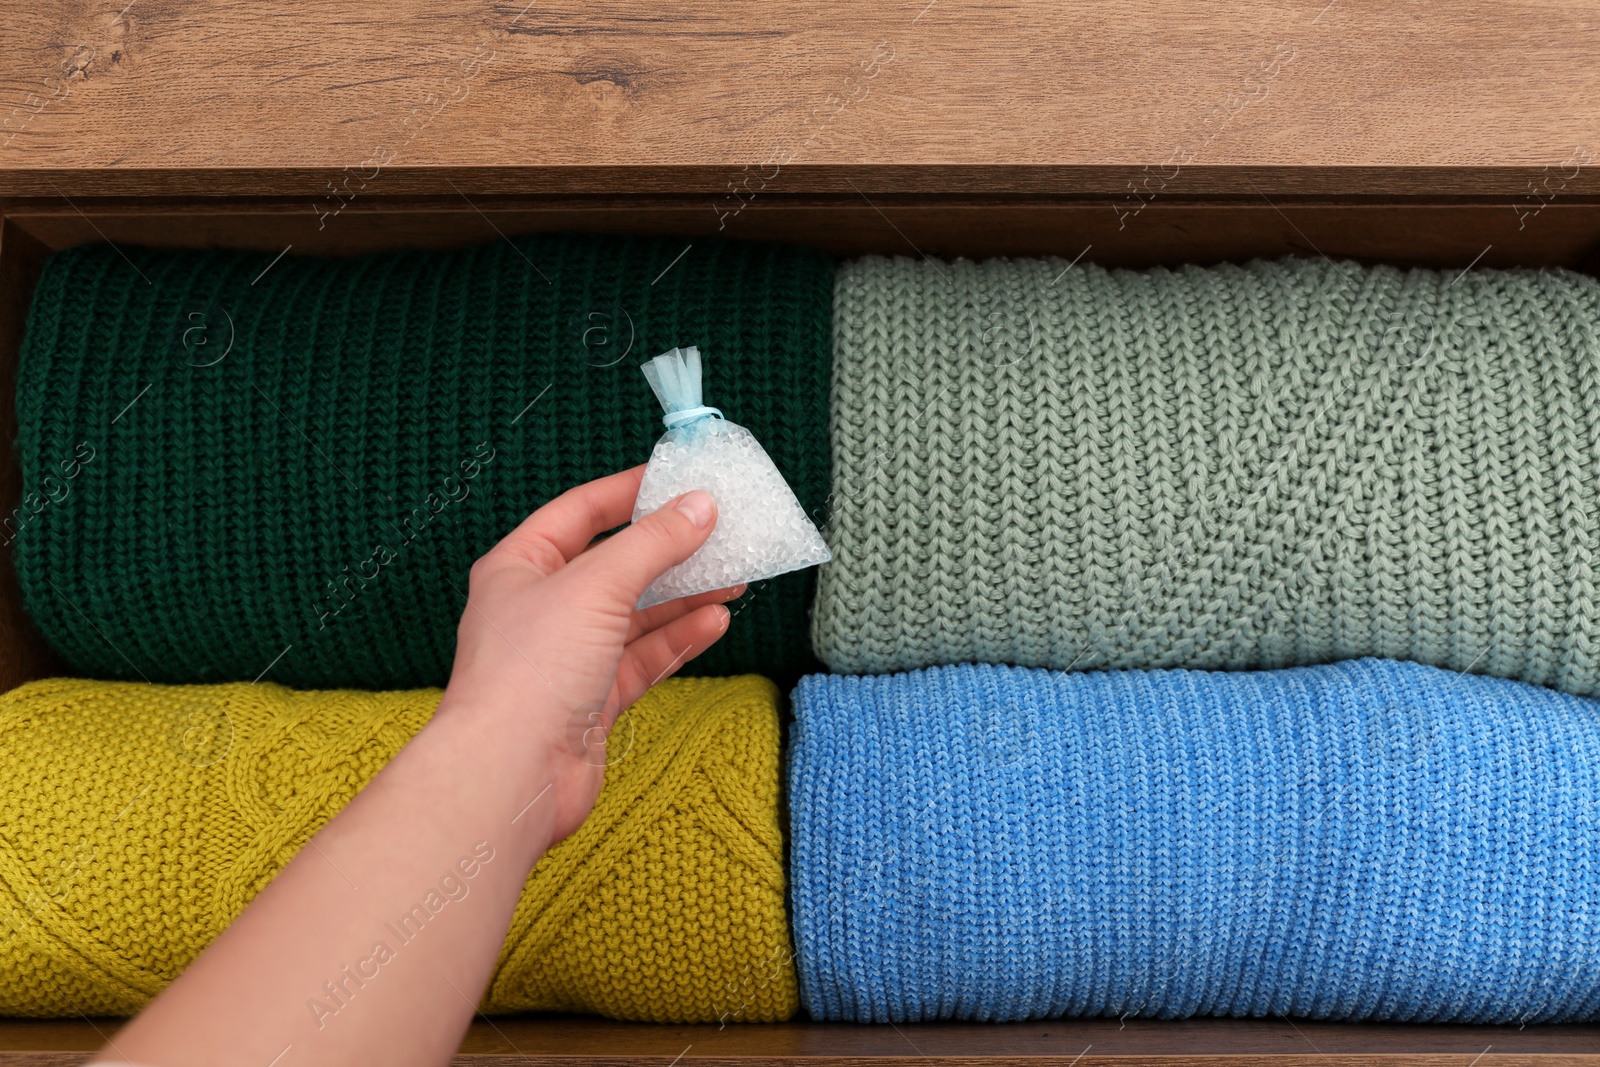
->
xmin=15 ymin=235 xmax=833 ymax=689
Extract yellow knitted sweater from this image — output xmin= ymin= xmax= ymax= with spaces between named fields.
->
xmin=0 ymin=675 xmax=796 ymax=1023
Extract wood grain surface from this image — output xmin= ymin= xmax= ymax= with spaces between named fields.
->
xmin=1 ymin=1 xmax=1599 ymax=197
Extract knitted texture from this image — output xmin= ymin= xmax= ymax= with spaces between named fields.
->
xmin=789 ymin=659 xmax=1600 ymax=1024
xmin=0 ymin=675 xmax=796 ymax=1022
xmin=15 ymin=236 xmax=833 ymax=689
xmin=487 ymin=674 xmax=797 ymax=1022
xmin=793 ymin=659 xmax=1600 ymax=1023
xmin=815 ymin=255 xmax=1600 ymax=694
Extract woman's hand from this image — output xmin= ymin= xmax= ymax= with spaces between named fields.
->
xmin=441 ymin=464 xmax=743 ymax=844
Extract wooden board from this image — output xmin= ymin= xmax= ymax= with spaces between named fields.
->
xmin=0 ymin=1015 xmax=1597 ymax=1067
xmin=6 ymin=199 xmax=1600 ymax=268
xmin=0 ymin=219 xmax=64 ymax=693
xmin=1 ymin=1 xmax=1600 ymax=198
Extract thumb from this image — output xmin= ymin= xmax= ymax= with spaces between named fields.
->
xmin=574 ymin=489 xmax=718 ymax=603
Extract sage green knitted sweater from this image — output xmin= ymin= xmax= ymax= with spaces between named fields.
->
xmin=814 ymin=255 xmax=1600 ymax=695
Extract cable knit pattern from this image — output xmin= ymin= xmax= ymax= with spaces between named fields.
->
xmin=815 ymin=256 xmax=1600 ymax=694
xmin=16 ymin=236 xmax=833 ymax=689
xmin=0 ymin=676 xmax=796 ymax=1022
xmin=789 ymin=659 xmax=1600 ymax=1023
xmin=488 ymin=674 xmax=797 ymax=1022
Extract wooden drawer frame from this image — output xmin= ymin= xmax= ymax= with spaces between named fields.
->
xmin=0 ymin=188 xmax=1598 ymax=1065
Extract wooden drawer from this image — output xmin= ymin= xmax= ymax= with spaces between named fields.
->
xmin=0 ymin=191 xmax=1597 ymax=1065
xmin=4 ymin=0 xmax=1600 ymax=1059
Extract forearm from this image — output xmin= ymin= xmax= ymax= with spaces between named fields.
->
xmin=107 ymin=686 xmax=560 ymax=1067
xmin=99 ymin=473 xmax=728 ymax=1067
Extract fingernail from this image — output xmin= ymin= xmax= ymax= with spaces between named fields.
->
xmin=676 ymin=490 xmax=715 ymax=528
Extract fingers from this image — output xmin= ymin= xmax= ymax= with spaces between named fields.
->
xmin=612 ymin=602 xmax=731 ymax=710
xmin=570 ymin=489 xmax=718 ymax=603
xmin=493 ymin=466 xmax=646 ymax=573
xmin=625 ymin=583 xmax=745 ymax=644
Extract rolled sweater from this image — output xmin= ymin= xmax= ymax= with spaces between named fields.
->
xmin=0 ymin=675 xmax=796 ymax=1023
xmin=814 ymin=255 xmax=1600 ymax=695
xmin=15 ymin=235 xmax=833 ymax=689
xmin=789 ymin=659 xmax=1600 ymax=1023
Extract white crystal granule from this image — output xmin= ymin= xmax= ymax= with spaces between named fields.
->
xmin=632 ymin=418 xmax=831 ymax=609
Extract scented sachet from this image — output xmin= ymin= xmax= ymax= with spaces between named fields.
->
xmin=632 ymin=346 xmax=830 ymax=609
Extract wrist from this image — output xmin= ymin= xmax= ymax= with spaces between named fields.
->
xmin=427 ymin=683 xmax=570 ymax=856
xmin=438 ymin=668 xmax=617 ymax=773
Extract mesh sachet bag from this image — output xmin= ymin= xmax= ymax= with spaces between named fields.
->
xmin=633 ymin=346 xmax=831 ymax=609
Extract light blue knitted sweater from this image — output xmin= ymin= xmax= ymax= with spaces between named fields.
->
xmin=789 ymin=659 xmax=1600 ymax=1023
